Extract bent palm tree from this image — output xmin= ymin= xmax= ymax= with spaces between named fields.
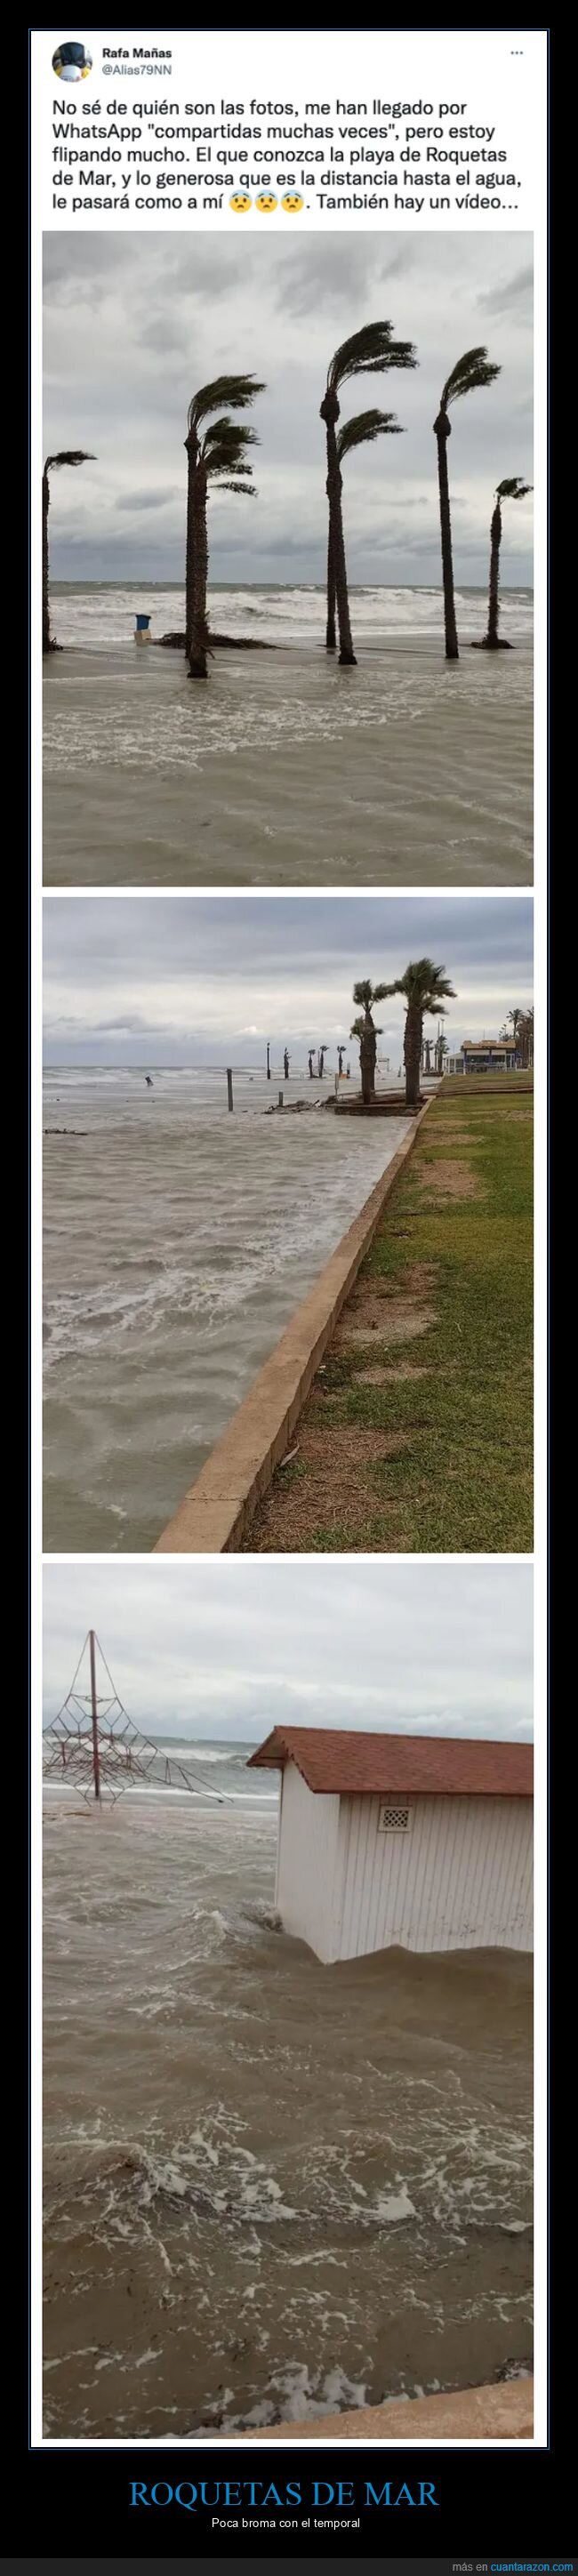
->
xmin=481 ymin=477 xmax=533 ymax=649
xmin=383 ymin=959 xmax=456 ymax=1108
xmin=43 ymin=450 xmax=95 ymax=653
xmin=188 ymin=420 xmax=259 ymax=679
xmin=325 ymin=408 xmax=405 ymax=653
xmin=185 ymin=375 xmax=265 ymax=677
xmin=350 ymin=977 xmax=389 ymax=1103
xmin=433 ymin=349 xmax=500 ymax=661
xmin=321 ymin=324 xmax=416 ymax=667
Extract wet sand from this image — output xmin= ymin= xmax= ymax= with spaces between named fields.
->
xmin=43 ymin=640 xmax=533 ymax=887
xmin=44 ymin=1795 xmax=533 ymax=2440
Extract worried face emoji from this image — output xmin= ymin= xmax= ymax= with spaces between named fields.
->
xmin=281 ymin=192 xmax=304 ymax=213
xmin=255 ymin=192 xmax=277 ymax=213
xmin=229 ymin=192 xmax=252 ymax=213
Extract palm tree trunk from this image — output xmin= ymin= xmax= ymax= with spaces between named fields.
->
xmin=404 ymin=1005 xmax=422 ymax=1107
xmin=486 ymin=500 xmax=502 ymax=647
xmin=321 ymin=397 xmax=357 ymax=666
xmin=43 ymin=469 xmax=51 ymax=654
xmin=434 ymin=410 xmax=459 ymax=661
xmin=325 ymin=523 xmax=336 ymax=652
xmin=189 ymin=468 xmax=208 ymax=680
xmin=184 ymin=431 xmax=197 ymax=662
xmin=359 ymin=1035 xmax=372 ymax=1103
xmin=359 ymin=1023 xmax=377 ymax=1103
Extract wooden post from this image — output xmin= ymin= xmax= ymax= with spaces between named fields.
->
xmin=278 ymin=1089 xmax=284 ymax=1108
xmin=227 ymin=1068 xmax=234 ymax=1111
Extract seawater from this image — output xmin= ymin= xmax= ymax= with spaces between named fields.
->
xmin=44 ymin=583 xmax=534 ymax=888
xmin=47 ymin=579 xmax=534 ymax=652
xmin=43 ymin=1779 xmax=533 ymax=2439
xmin=44 ymin=1067 xmax=408 ymax=1551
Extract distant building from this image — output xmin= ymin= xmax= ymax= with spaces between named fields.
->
xmin=457 ymin=1038 xmax=519 ymax=1074
xmin=249 ymin=1725 xmax=533 ymax=1962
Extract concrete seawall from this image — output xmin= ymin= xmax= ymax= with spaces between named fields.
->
xmin=154 ymin=1100 xmax=431 ymax=1555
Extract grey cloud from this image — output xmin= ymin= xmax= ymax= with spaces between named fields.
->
xmin=115 ymin=486 xmax=179 ymax=512
xmin=43 ymin=1561 xmax=533 ymax=1744
xmin=477 ymin=263 xmax=534 ymax=317
xmin=44 ymin=233 xmax=534 ymax=585
xmin=43 ymin=894 xmax=534 ymax=1067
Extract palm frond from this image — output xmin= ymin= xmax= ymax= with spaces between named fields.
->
xmin=210 ymin=479 xmax=257 ymax=496
xmin=328 ymin=324 xmax=416 ymax=392
xmin=202 ymin=420 xmax=259 ymax=461
xmin=188 ymin=374 xmax=265 ymax=434
xmin=337 ymin=407 xmax=405 ymax=461
xmin=440 ymin=347 xmax=500 ymax=409
xmin=394 ymin=958 xmax=457 ymax=1009
xmin=44 ymin=450 xmax=96 ymax=470
xmin=206 ymin=460 xmax=255 ymax=485
xmin=495 ymin=476 xmax=533 ymax=500
xmin=206 ymin=454 xmax=256 ymax=485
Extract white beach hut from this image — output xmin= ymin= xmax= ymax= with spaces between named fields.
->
xmin=248 ymin=1726 xmax=533 ymax=1963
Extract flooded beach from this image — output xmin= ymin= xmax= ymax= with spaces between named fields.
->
xmin=43 ymin=1777 xmax=533 ymax=2440
xmin=43 ymin=584 xmax=533 ymax=888
xmin=43 ymin=1066 xmax=408 ymax=1552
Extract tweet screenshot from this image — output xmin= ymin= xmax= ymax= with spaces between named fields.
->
xmin=30 ymin=25 xmax=550 ymax=2563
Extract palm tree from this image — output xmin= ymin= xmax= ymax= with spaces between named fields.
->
xmin=350 ymin=977 xmax=389 ymax=1104
xmin=518 ymin=1006 xmax=534 ymax=1069
xmin=184 ymin=374 xmax=265 ymax=678
xmin=321 ymin=324 xmax=416 ymax=667
xmin=433 ymin=349 xmax=500 ymax=660
xmin=506 ymin=1006 xmax=524 ymax=1061
xmin=325 ymin=408 xmax=405 ymax=652
xmin=189 ymin=419 xmax=260 ymax=680
xmin=481 ymin=477 xmax=533 ymax=649
xmin=383 ymin=959 xmax=456 ymax=1108
xmin=43 ymin=450 xmax=95 ymax=654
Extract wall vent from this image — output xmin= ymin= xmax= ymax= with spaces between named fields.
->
xmin=378 ymin=1802 xmax=412 ymax=1833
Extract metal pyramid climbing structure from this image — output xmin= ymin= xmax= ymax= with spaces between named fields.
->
xmin=42 ymin=1630 xmax=217 ymax=1807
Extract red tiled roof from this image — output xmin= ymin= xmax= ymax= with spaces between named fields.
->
xmin=248 ymin=1725 xmax=533 ymax=1799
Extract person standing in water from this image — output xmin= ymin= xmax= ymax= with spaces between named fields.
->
xmin=284 ymin=1048 xmax=290 ymax=1081
xmin=308 ymin=1050 xmax=315 ymax=1079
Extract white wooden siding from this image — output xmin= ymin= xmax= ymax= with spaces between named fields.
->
xmin=275 ymin=1761 xmax=341 ymax=1962
xmin=335 ymin=1792 xmax=533 ymax=1960
xmin=275 ymin=1768 xmax=533 ymax=1961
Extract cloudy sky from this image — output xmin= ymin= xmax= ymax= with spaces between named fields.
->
xmin=44 ymin=232 xmax=534 ymax=586
xmin=43 ymin=894 xmax=533 ymax=1065
xmin=43 ymin=1560 xmax=533 ymax=1742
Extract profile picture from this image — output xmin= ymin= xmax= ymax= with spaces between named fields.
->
xmin=52 ymin=40 xmax=92 ymax=81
